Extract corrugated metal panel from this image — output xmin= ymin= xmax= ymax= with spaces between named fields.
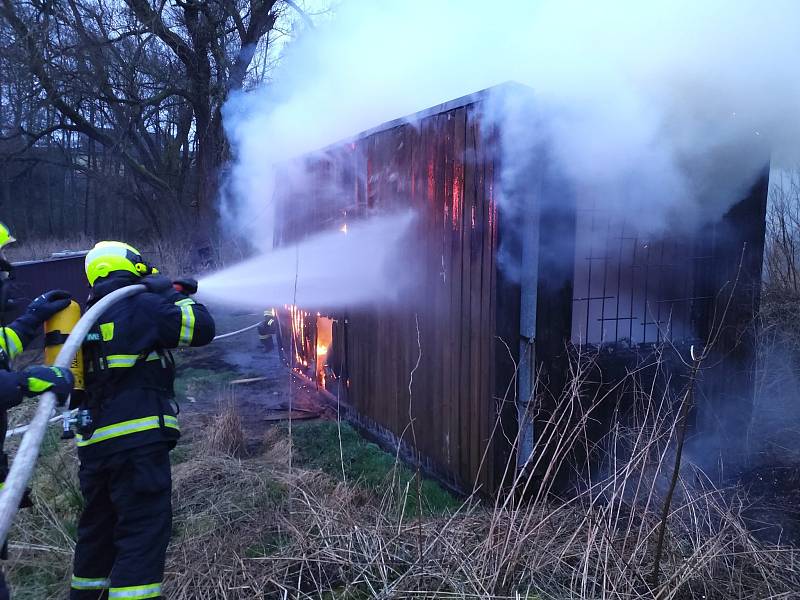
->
xmin=274 ymin=91 xmax=508 ymax=494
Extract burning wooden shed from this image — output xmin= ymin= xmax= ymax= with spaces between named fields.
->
xmin=273 ymin=84 xmax=768 ymax=495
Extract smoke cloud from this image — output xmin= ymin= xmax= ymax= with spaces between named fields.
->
xmin=219 ymin=0 xmax=800 ymax=304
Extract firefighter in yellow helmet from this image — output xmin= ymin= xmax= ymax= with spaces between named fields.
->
xmin=70 ymin=241 xmax=215 ymax=600
xmin=0 ymin=222 xmax=75 ymax=600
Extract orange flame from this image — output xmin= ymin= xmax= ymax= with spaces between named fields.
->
xmin=452 ymin=162 xmax=463 ymax=228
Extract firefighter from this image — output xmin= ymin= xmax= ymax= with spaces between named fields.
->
xmin=258 ymin=308 xmax=279 ymax=354
xmin=70 ymin=241 xmax=215 ymax=600
xmin=0 ymin=222 xmax=75 ymax=600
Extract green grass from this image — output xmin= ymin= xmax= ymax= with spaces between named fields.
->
xmin=32 ymin=429 xmax=83 ymax=518
xmin=37 ymin=426 xmax=63 ymax=459
xmin=7 ymin=566 xmax=65 ymax=600
xmin=173 ymin=366 xmax=240 ymax=401
xmin=169 ymin=440 xmax=193 ymax=466
xmin=244 ymin=530 xmax=291 ymax=558
xmin=291 ymin=421 xmax=460 ymax=516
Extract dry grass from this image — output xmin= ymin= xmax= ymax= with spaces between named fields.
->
xmin=198 ymin=396 xmax=247 ymax=458
xmin=162 ymin=445 xmax=800 ymax=599
xmin=161 ymin=358 xmax=800 ymax=600
xmin=5 ymin=358 xmax=800 ymax=599
xmin=4 ymin=235 xmax=93 ymax=262
xmin=5 ymin=430 xmax=80 ymax=600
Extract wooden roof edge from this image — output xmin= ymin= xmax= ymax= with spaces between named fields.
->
xmin=307 ymin=81 xmax=534 ymax=157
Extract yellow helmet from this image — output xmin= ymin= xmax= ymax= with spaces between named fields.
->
xmin=0 ymin=222 xmax=16 ymax=250
xmin=85 ymin=241 xmax=157 ymax=286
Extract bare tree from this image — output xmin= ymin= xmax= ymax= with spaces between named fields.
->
xmin=765 ymin=169 xmax=800 ymax=298
xmin=0 ymin=0 xmax=313 ymax=241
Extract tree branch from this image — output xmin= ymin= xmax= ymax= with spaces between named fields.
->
xmin=223 ymin=0 xmax=247 ymax=40
xmin=284 ymin=0 xmax=314 ymax=29
xmin=124 ymin=0 xmax=196 ymax=70
xmin=227 ymin=0 xmax=278 ymax=92
xmin=0 ymin=0 xmax=172 ymax=192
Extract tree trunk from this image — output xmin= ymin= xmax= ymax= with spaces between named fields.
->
xmin=191 ymin=106 xmax=225 ymax=250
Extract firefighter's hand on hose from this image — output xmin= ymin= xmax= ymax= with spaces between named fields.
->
xmin=141 ymin=275 xmax=173 ymax=295
xmin=19 ymin=366 xmax=74 ymax=403
xmin=173 ymin=278 xmax=198 ymax=295
xmin=26 ymin=290 xmax=72 ymax=322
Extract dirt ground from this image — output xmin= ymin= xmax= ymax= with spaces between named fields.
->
xmin=736 ymin=457 xmax=800 ymax=545
xmin=174 ymin=307 xmax=328 ymax=444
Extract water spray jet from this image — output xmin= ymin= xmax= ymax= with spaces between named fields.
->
xmin=197 ymin=212 xmax=415 ymax=312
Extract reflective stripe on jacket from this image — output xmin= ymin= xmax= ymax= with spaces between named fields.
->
xmin=0 ymin=306 xmax=45 ymax=361
xmin=77 ymin=415 xmax=179 ymax=447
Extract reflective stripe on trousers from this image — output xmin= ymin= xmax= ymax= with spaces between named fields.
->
xmin=109 ymin=583 xmax=162 ymax=599
xmin=76 ymin=415 xmax=179 ymax=447
xmin=71 ymin=575 xmax=110 ymax=590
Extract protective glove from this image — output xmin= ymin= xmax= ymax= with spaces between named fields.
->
xmin=173 ymin=278 xmax=198 ymax=295
xmin=26 ymin=290 xmax=72 ymax=322
xmin=141 ymin=275 xmax=173 ymax=294
xmin=19 ymin=366 xmax=74 ymax=402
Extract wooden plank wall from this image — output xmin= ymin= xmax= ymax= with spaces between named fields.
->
xmin=274 ymin=100 xmax=507 ymax=493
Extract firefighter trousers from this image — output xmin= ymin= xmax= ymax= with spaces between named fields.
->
xmin=70 ymin=443 xmax=172 ymax=600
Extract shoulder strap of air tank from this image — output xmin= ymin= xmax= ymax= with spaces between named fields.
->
xmin=82 ymin=323 xmax=115 ymax=403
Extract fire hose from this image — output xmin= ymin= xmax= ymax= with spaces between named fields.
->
xmin=212 ymin=321 xmax=261 ymax=340
xmin=4 ymin=320 xmax=263 ymax=440
xmin=5 ymin=413 xmax=65 ymax=438
xmin=0 ymin=284 xmax=146 ymax=546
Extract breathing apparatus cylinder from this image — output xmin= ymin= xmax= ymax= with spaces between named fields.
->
xmin=44 ymin=302 xmax=85 ymax=439
xmin=44 ymin=301 xmax=85 ymax=388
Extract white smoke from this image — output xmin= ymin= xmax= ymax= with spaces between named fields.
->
xmin=219 ymin=0 xmax=800 ymax=302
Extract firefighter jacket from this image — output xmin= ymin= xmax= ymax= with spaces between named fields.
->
xmin=0 ymin=310 xmax=43 ymax=409
xmin=0 ymin=287 xmax=56 ymax=411
xmin=77 ymin=274 xmax=215 ymax=460
xmin=0 ymin=304 xmax=49 ymax=376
